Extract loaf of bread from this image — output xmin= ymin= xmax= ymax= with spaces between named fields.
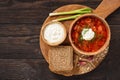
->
xmin=48 ymin=46 xmax=73 ymax=72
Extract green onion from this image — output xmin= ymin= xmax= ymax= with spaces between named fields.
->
xmin=52 ymin=14 xmax=81 ymax=22
xmin=49 ymin=7 xmax=92 ymax=16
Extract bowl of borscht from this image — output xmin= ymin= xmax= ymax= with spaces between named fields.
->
xmin=69 ymin=14 xmax=111 ymax=55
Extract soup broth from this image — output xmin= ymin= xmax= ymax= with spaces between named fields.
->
xmin=71 ymin=16 xmax=108 ymax=52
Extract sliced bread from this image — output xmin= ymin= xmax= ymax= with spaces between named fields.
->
xmin=48 ymin=46 xmax=73 ymax=72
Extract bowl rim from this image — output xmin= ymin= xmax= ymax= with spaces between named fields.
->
xmin=41 ymin=21 xmax=67 ymax=46
xmin=69 ymin=14 xmax=111 ymax=55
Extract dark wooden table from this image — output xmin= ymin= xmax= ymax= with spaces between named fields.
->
xmin=0 ymin=0 xmax=119 ymax=80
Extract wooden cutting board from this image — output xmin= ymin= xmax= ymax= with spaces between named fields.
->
xmin=39 ymin=4 xmax=108 ymax=76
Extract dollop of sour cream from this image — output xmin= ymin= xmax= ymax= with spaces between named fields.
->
xmin=44 ymin=22 xmax=65 ymax=44
xmin=81 ymin=28 xmax=95 ymax=40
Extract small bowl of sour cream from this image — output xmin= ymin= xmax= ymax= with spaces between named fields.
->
xmin=41 ymin=21 xmax=67 ymax=46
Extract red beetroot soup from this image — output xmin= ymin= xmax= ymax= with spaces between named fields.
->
xmin=71 ymin=16 xmax=108 ymax=52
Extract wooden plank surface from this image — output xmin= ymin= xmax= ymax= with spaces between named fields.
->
xmin=0 ymin=58 xmax=119 ymax=80
xmin=0 ymin=0 xmax=120 ymax=80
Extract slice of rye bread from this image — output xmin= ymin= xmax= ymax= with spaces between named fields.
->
xmin=48 ymin=46 xmax=73 ymax=72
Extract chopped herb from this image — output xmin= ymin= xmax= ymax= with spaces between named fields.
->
xmin=85 ymin=25 xmax=90 ymax=28
xmin=90 ymin=32 xmax=96 ymax=42
xmin=97 ymin=34 xmax=103 ymax=40
xmin=82 ymin=28 xmax=90 ymax=35
xmin=78 ymin=34 xmax=83 ymax=42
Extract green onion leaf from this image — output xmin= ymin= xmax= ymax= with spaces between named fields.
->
xmin=49 ymin=7 xmax=92 ymax=16
xmin=52 ymin=14 xmax=81 ymax=22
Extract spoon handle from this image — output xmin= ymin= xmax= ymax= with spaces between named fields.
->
xmin=94 ymin=0 xmax=120 ymax=19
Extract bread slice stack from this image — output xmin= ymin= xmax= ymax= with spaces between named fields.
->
xmin=48 ymin=46 xmax=73 ymax=75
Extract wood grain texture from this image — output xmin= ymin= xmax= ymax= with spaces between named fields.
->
xmin=94 ymin=0 xmax=120 ymax=19
xmin=0 ymin=58 xmax=119 ymax=80
xmin=0 ymin=0 xmax=120 ymax=80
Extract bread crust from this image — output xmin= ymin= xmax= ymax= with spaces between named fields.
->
xmin=48 ymin=46 xmax=73 ymax=73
